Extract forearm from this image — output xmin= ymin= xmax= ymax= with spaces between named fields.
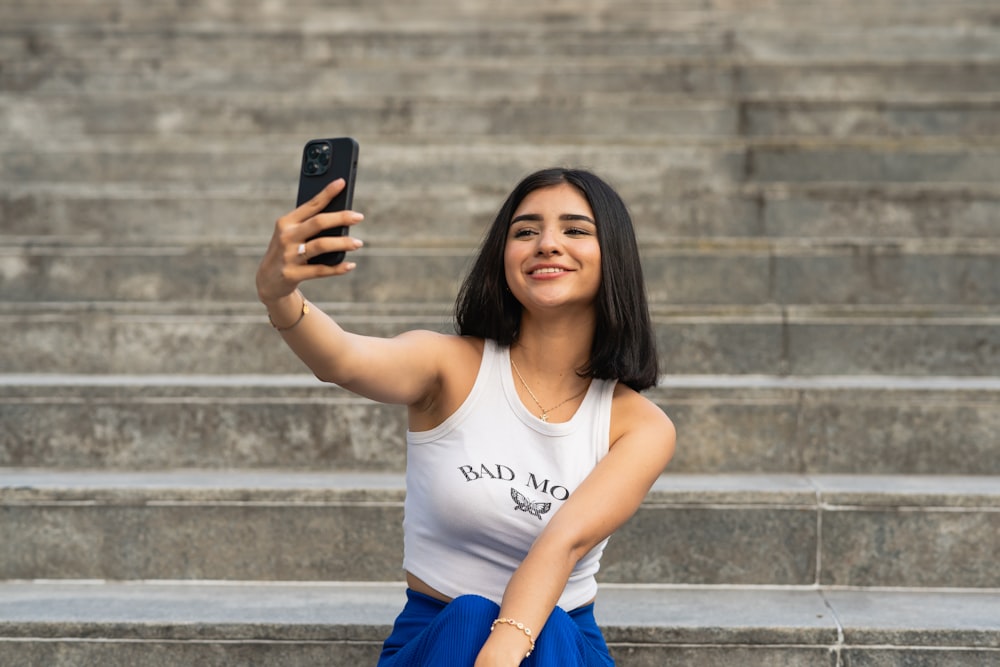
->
xmin=475 ymin=539 xmax=580 ymax=665
xmin=262 ymin=289 xmax=355 ymax=382
xmin=262 ymin=289 xmax=447 ymax=406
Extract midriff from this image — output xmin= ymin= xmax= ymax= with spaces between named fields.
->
xmin=405 ymin=570 xmax=595 ymax=608
xmin=406 ymin=571 xmax=452 ymax=603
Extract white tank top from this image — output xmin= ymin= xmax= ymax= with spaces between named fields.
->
xmin=403 ymin=339 xmax=617 ymax=610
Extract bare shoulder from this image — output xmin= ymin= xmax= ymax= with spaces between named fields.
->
xmin=609 ymin=383 xmax=676 ymax=455
xmin=392 ymin=329 xmax=485 ymax=394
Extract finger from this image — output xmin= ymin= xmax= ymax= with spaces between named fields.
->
xmin=296 ymin=210 xmax=364 ymax=241
xmin=277 ymin=255 xmax=357 ymax=285
xmin=319 ymin=260 xmax=358 ymax=276
xmin=288 ymin=260 xmax=357 ymax=282
xmin=289 ymin=178 xmax=346 ymax=222
xmin=300 ymin=236 xmax=364 ymax=263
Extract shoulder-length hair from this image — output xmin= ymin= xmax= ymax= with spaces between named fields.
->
xmin=454 ymin=167 xmax=659 ymax=392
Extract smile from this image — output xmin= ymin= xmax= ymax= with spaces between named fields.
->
xmin=529 ymin=267 xmax=570 ymax=275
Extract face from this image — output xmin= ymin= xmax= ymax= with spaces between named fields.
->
xmin=503 ymin=183 xmax=602 ymax=313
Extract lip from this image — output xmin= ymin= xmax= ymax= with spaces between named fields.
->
xmin=527 ymin=264 xmax=573 ymax=278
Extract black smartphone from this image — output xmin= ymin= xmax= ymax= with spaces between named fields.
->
xmin=296 ymin=137 xmax=359 ymax=266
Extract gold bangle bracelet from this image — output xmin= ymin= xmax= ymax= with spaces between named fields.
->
xmin=268 ymin=293 xmax=309 ymax=332
xmin=490 ymin=617 xmax=536 ymax=657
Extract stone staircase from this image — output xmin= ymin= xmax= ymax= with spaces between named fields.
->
xmin=2 ymin=0 xmax=999 ymax=665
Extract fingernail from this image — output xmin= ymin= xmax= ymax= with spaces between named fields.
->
xmin=353 ymin=239 xmax=364 ymax=248
xmin=350 ymin=212 xmax=364 ymax=221
xmin=345 ymin=262 xmax=357 ymax=270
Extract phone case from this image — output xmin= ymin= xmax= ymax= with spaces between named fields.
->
xmin=296 ymin=137 xmax=359 ymax=266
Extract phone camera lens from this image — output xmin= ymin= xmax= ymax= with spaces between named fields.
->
xmin=303 ymin=142 xmax=332 ymax=176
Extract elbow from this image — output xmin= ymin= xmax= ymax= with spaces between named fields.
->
xmin=568 ymin=542 xmax=596 ymax=568
xmin=543 ymin=523 xmax=610 ymax=570
xmin=310 ymin=365 xmax=350 ymax=386
xmin=311 ymin=369 xmax=336 ymax=384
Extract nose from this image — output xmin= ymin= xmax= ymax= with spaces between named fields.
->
xmin=535 ymin=227 xmax=562 ymax=255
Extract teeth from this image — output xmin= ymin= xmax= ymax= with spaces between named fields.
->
xmin=532 ymin=268 xmax=565 ymax=275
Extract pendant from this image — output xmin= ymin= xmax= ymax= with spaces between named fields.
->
xmin=540 ymin=412 xmax=549 ymax=422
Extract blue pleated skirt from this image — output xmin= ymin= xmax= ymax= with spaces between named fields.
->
xmin=377 ymin=589 xmax=615 ymax=666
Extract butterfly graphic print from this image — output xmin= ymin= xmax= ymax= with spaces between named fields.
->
xmin=511 ymin=488 xmax=551 ymax=520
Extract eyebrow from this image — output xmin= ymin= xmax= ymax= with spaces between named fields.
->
xmin=510 ymin=213 xmax=596 ymax=224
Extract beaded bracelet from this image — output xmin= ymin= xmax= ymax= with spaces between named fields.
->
xmin=268 ymin=292 xmax=309 ymax=332
xmin=490 ymin=617 xmax=536 ymax=657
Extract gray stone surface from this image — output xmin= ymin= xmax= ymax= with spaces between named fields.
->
xmin=827 ymin=589 xmax=1000 ymax=647
xmin=3 ymin=304 xmax=998 ymax=375
xmin=0 ymin=582 xmax=996 ymax=666
xmin=0 ymin=141 xmax=745 ymax=189
xmin=822 ymin=510 xmax=1000 ymax=588
xmin=0 ymin=94 xmax=741 ymax=142
xmin=4 ymin=376 xmax=998 ymax=474
xmin=749 ymin=146 xmax=1000 ymax=184
xmin=0 ymin=642 xmax=385 ymax=667
xmin=745 ymin=101 xmax=1000 ymax=139
xmin=0 ymin=581 xmax=403 ymax=637
xmin=602 ymin=504 xmax=818 ymax=585
xmin=758 ymin=185 xmax=1000 ymax=239
xmin=2 ymin=472 xmax=997 ymax=586
xmin=3 ymin=0 xmax=998 ymax=30
xmin=815 ymin=477 xmax=1000 ymax=588
xmin=4 ymin=240 xmax=999 ymax=305
xmin=4 ymin=23 xmax=999 ymax=67
xmin=841 ymin=650 xmax=1000 ymax=667
xmin=0 ymin=503 xmax=404 ymax=581
xmin=5 ymin=184 xmax=999 ymax=242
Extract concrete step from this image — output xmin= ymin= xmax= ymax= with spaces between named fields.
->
xmin=5 ymin=183 xmax=1000 ymax=242
xmin=6 ymin=139 xmax=1000 ymax=191
xmin=2 ymin=374 xmax=999 ymax=475
xmin=6 ymin=53 xmax=1000 ymax=97
xmin=3 ymin=0 xmax=998 ymax=30
xmin=1 ymin=471 xmax=998 ymax=587
xmin=2 ymin=303 xmax=997 ymax=376
xmin=4 ymin=24 xmax=999 ymax=67
xmin=747 ymin=143 xmax=1000 ymax=184
xmin=6 ymin=94 xmax=1000 ymax=148
xmin=2 ymin=237 xmax=998 ymax=306
xmin=1 ymin=139 xmax=748 ymax=190
xmin=1 ymin=93 xmax=742 ymax=144
xmin=1 ymin=581 xmax=998 ymax=666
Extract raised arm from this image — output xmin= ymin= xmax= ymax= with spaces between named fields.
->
xmin=255 ymin=178 xmax=446 ymax=406
xmin=475 ymin=387 xmax=676 ymax=666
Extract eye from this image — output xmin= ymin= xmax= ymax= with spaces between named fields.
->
xmin=511 ymin=227 xmax=537 ymax=238
xmin=564 ymin=224 xmax=596 ymax=237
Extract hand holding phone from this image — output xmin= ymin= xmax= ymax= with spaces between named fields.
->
xmin=296 ymin=137 xmax=359 ymax=266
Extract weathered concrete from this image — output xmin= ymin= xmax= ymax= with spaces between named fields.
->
xmin=5 ymin=183 xmax=1000 ymax=242
xmin=3 ymin=238 xmax=998 ymax=305
xmin=2 ymin=304 xmax=998 ymax=375
xmin=4 ymin=375 xmax=998 ymax=474
xmin=1 ymin=471 xmax=998 ymax=587
xmin=0 ymin=582 xmax=997 ymax=667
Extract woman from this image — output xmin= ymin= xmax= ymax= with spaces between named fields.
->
xmin=256 ymin=167 xmax=675 ymax=666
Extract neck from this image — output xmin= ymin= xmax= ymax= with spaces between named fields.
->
xmin=513 ymin=310 xmax=594 ymax=377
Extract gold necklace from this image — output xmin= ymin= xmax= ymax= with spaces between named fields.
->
xmin=510 ymin=358 xmax=589 ymax=422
